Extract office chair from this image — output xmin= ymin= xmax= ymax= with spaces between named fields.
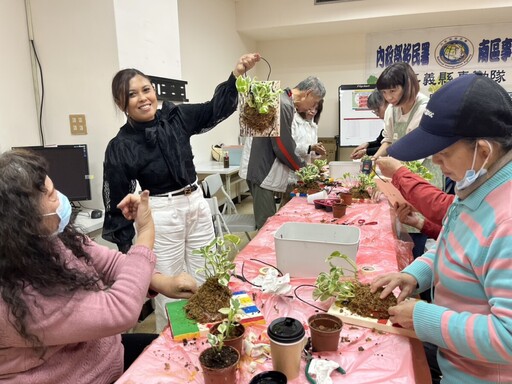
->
xmin=201 ymin=173 xmax=257 ymax=241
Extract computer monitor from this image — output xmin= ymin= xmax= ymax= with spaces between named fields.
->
xmin=13 ymin=144 xmax=92 ymax=202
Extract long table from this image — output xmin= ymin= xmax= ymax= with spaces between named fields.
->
xmin=115 ymin=196 xmax=431 ymax=383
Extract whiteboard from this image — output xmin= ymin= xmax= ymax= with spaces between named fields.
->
xmin=339 ymin=84 xmax=384 ymax=146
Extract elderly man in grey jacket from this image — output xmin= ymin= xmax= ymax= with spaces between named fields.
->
xmin=239 ymin=76 xmax=326 ymax=228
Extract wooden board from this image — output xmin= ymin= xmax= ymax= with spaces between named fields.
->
xmin=327 ymin=301 xmax=418 ymax=339
xmin=375 ymin=178 xmax=408 ymax=206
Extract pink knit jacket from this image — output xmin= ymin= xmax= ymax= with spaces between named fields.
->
xmin=0 ymin=240 xmax=156 ymax=384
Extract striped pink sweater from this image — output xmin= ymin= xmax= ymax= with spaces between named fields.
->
xmin=405 ymin=160 xmax=512 ymax=383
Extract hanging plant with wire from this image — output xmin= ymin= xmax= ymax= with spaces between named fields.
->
xmin=236 ymin=57 xmax=283 ymax=137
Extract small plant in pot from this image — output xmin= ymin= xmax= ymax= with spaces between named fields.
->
xmin=313 ymin=251 xmax=397 ymax=319
xmin=200 ymin=322 xmax=240 ymax=384
xmin=339 ymin=172 xmax=376 ymax=200
xmin=294 ymin=164 xmax=321 ymax=194
xmin=313 ymin=159 xmax=328 ymax=180
xmin=185 ymin=234 xmax=241 ymax=324
xmin=209 ymin=296 xmax=246 ymax=356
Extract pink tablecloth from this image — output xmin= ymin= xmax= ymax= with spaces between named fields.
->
xmin=116 ymin=196 xmax=430 ymax=384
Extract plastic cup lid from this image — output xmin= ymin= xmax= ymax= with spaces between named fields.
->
xmin=249 ymin=370 xmax=287 ymax=384
xmin=267 ymin=317 xmax=305 ymax=343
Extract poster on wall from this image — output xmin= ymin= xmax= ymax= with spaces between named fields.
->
xmin=338 ymin=84 xmax=383 ymax=146
xmin=365 ymin=23 xmax=512 ymax=94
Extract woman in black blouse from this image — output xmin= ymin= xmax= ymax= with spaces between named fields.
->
xmin=102 ymin=53 xmax=260 ymax=331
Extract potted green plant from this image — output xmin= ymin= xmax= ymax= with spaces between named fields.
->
xmin=209 ymin=296 xmax=246 ymax=356
xmin=236 ymin=75 xmax=282 ymax=136
xmin=339 ymin=172 xmax=376 ymax=200
xmin=200 ymin=321 xmax=240 ymax=384
xmin=295 ymin=163 xmax=322 ymax=194
xmin=184 ymin=234 xmax=241 ymax=324
xmin=313 ymin=251 xmax=397 ymax=319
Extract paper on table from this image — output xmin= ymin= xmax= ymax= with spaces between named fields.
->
xmin=375 ymin=178 xmax=408 ymax=206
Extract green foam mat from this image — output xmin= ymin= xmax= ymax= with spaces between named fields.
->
xmin=166 ymin=300 xmax=200 ymax=340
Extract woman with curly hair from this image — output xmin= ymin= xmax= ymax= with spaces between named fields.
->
xmin=0 ymin=149 xmax=197 ymax=384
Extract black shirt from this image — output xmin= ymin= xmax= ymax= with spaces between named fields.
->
xmin=102 ymin=73 xmax=238 ymax=247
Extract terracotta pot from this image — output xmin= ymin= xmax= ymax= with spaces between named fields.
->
xmin=308 ymin=313 xmax=343 ymax=352
xmin=307 ymin=187 xmax=321 ymax=195
xmin=249 ymin=370 xmax=288 ymax=383
xmin=199 ymin=345 xmax=240 ymax=384
xmin=210 ymin=322 xmax=245 ymax=357
xmin=338 ymin=192 xmax=353 ymax=205
xmin=332 ymin=203 xmax=347 ymax=218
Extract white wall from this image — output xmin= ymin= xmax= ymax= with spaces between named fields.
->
xmin=22 ymin=0 xmax=185 ymax=210
xmin=255 ymin=33 xmax=366 ymax=139
xmin=178 ymin=0 xmax=255 ymax=162
xmin=114 ymin=0 xmax=182 ymax=78
xmin=27 ymin=0 xmax=120 ymax=209
xmin=0 ymin=0 xmax=39 ymax=152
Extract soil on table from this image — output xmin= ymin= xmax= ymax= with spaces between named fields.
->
xmin=199 ymin=346 xmax=239 ymax=369
xmin=184 ymin=276 xmax=232 ymax=323
xmin=340 ymin=281 xmax=397 ymax=319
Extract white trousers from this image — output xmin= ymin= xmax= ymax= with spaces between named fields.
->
xmin=149 ymin=188 xmax=214 ymax=332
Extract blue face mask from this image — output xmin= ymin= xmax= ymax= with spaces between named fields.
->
xmin=456 ymin=141 xmax=492 ymax=190
xmin=43 ymin=191 xmax=72 ymax=235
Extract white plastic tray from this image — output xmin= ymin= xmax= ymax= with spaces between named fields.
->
xmin=274 ymin=222 xmax=360 ymax=278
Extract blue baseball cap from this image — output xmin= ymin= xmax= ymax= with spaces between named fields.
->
xmin=388 ymin=73 xmax=512 ymax=161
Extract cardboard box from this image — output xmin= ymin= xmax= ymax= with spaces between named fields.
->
xmin=329 ymin=161 xmax=361 ymax=179
xmin=274 ymin=222 xmax=360 ymax=278
xmin=318 ymin=137 xmax=337 ymax=162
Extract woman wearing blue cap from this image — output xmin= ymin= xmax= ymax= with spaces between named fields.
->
xmin=371 ymin=73 xmax=512 ymax=383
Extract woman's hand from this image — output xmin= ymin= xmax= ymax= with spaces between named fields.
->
xmin=394 ymin=202 xmax=424 ymax=230
xmin=388 ymin=300 xmax=417 ymax=329
xmin=370 ymin=272 xmax=417 ymax=303
xmin=351 ymin=143 xmax=369 ymax=159
xmin=233 ymin=53 xmax=261 ymax=77
xmin=150 ymin=272 xmax=198 ymax=299
xmin=376 ymin=156 xmax=404 ymax=178
xmin=371 ymin=142 xmax=390 ymax=161
xmin=311 ymin=142 xmax=326 ymax=156
xmin=117 ymin=190 xmax=154 ymax=249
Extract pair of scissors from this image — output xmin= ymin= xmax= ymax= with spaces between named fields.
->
xmin=342 ymin=219 xmax=378 ymax=226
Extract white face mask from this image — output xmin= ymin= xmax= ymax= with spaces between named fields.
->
xmin=456 ymin=140 xmax=493 ymax=190
xmin=42 ymin=191 xmax=72 ymax=235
